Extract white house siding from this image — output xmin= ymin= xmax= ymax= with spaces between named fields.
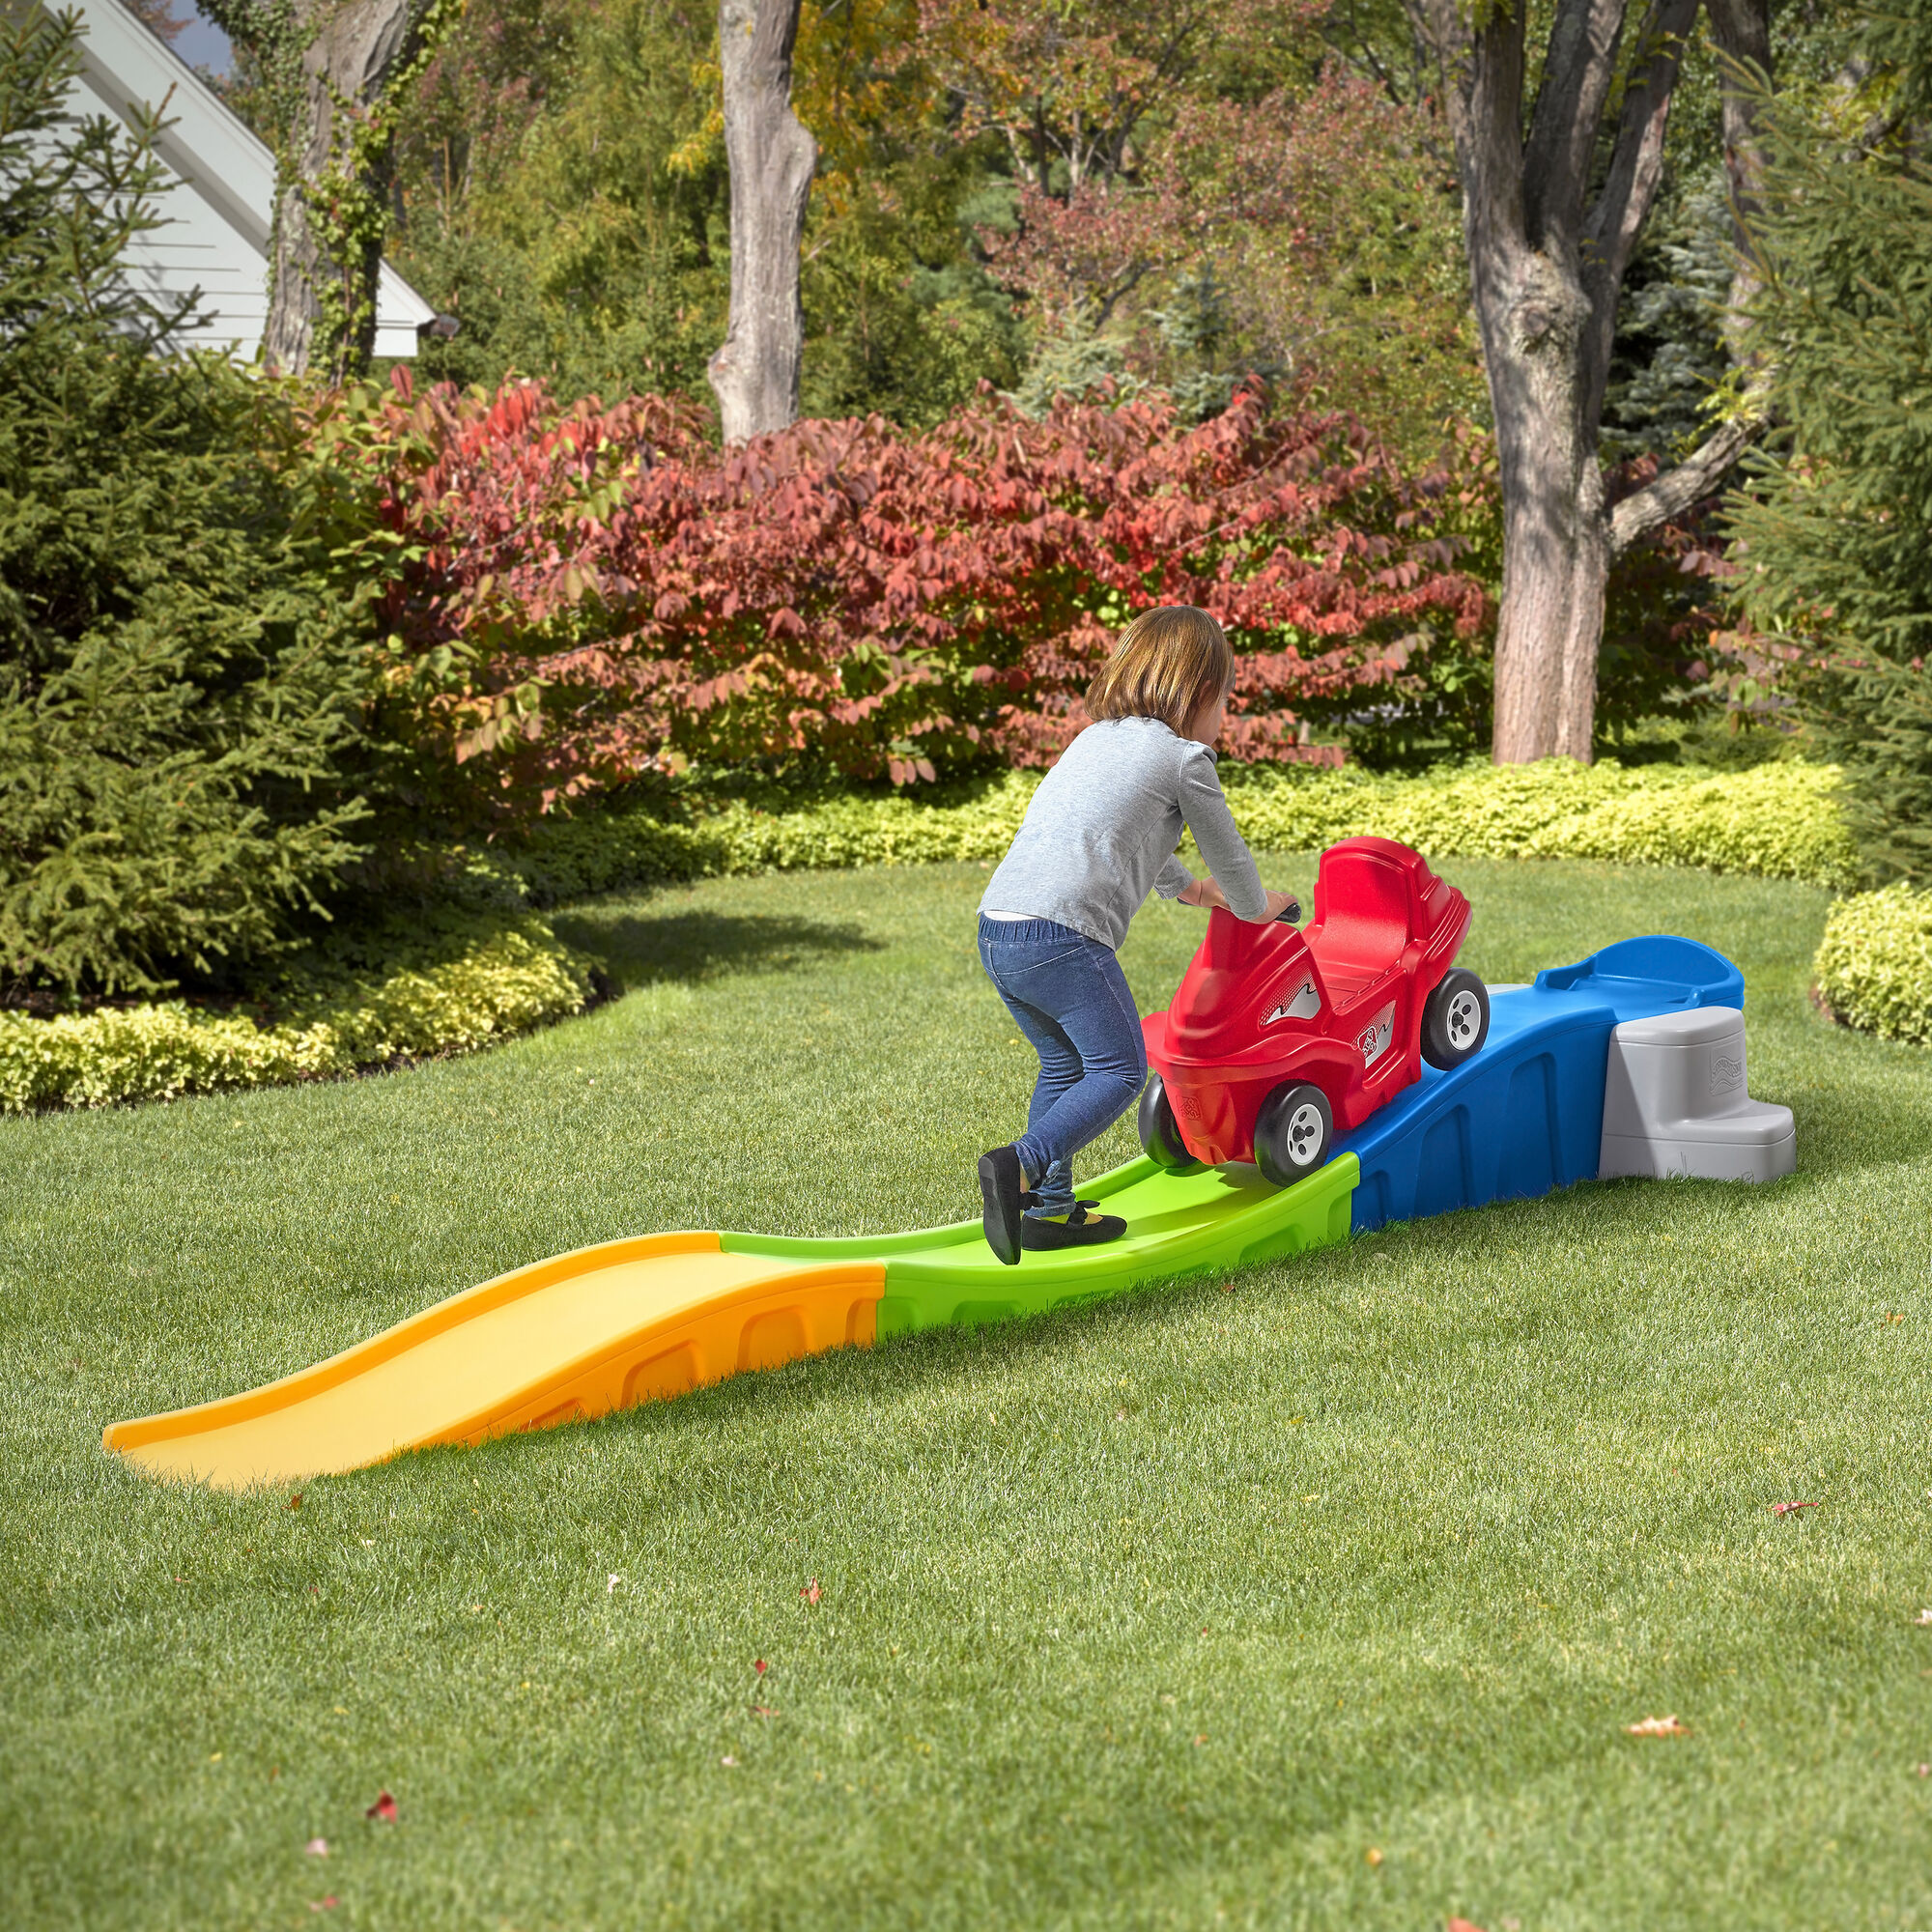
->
xmin=26 ymin=0 xmax=434 ymax=360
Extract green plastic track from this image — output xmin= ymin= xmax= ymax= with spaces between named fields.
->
xmin=723 ymin=1152 xmax=1359 ymax=1339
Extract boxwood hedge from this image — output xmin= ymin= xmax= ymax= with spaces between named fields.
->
xmin=1814 ymin=885 xmax=1932 ymax=1046
xmin=0 ymin=913 xmax=595 ymax=1112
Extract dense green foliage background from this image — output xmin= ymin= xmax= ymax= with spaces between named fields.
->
xmin=3 ymin=0 xmax=1930 ymax=1013
xmin=0 ymin=13 xmax=372 ymax=997
xmin=1727 ymin=4 xmax=1932 ymax=883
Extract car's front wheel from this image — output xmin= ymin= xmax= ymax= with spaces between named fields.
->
xmin=1253 ymin=1081 xmax=1333 ymax=1186
xmin=1137 ymin=1073 xmax=1202 ymax=1173
xmin=1421 ymin=968 xmax=1491 ymax=1069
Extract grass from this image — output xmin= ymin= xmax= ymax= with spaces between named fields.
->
xmin=3 ymin=854 xmax=1931 ymax=1931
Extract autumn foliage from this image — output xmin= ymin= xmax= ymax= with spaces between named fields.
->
xmin=319 ymin=370 xmax=1490 ymax=821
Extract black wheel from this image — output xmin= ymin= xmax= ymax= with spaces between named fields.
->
xmin=1421 ymin=968 xmax=1490 ymax=1069
xmin=1253 ymin=1081 xmax=1333 ymax=1185
xmin=1137 ymin=1074 xmax=1203 ymax=1173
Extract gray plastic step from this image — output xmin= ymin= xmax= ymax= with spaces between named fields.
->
xmin=1598 ymin=1005 xmax=1796 ymax=1182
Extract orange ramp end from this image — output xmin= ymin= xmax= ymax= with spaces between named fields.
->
xmin=103 ymin=1233 xmax=883 ymax=1492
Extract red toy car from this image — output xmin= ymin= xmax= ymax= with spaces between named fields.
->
xmin=1139 ymin=837 xmax=1489 ymax=1184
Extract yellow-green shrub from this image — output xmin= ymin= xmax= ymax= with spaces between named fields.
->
xmin=1813 ymin=885 xmax=1932 ymax=1045
xmin=1218 ymin=759 xmax=1858 ymax=887
xmin=505 ymin=758 xmax=1856 ymax=902
xmin=0 ymin=915 xmax=595 ymax=1112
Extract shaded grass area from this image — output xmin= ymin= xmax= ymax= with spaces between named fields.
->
xmin=4 ymin=857 xmax=1931 ymax=1930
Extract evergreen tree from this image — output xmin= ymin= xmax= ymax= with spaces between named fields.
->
xmin=1727 ymin=6 xmax=1932 ymax=881
xmin=0 ymin=9 xmax=370 ymax=996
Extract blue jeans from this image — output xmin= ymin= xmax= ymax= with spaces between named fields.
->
xmin=978 ymin=915 xmax=1148 ymax=1217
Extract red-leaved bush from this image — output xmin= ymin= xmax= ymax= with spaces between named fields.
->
xmin=312 ymin=372 xmax=1490 ymax=820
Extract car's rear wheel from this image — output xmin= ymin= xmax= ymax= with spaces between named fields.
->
xmin=1253 ymin=1081 xmax=1333 ymax=1186
xmin=1137 ymin=1074 xmax=1203 ymax=1173
xmin=1422 ymin=968 xmax=1491 ymax=1069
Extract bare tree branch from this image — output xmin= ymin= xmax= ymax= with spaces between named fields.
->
xmin=1608 ymin=412 xmax=1758 ymax=552
xmin=1706 ymin=0 xmax=1775 ymax=357
xmin=1523 ymin=0 xmax=1628 ymax=242
xmin=1583 ymin=0 xmax=1699 ymax=285
xmin=1579 ymin=0 xmax=1700 ymax=420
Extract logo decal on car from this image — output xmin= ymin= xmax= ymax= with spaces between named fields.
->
xmin=1356 ymin=1003 xmax=1396 ymax=1067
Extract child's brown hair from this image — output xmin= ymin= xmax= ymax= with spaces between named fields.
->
xmin=1085 ymin=606 xmax=1234 ymax=734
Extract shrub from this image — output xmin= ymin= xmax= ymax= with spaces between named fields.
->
xmin=1217 ymin=758 xmax=1857 ymax=888
xmin=309 ymin=372 xmax=1489 ymax=824
xmin=0 ymin=11 xmax=371 ymax=996
xmin=446 ymin=754 xmax=1856 ymax=908
xmin=0 ymin=911 xmax=595 ymax=1111
xmin=1814 ymin=885 xmax=1932 ymax=1046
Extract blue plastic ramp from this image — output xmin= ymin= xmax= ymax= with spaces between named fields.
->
xmin=1340 ymin=936 xmax=1745 ymax=1233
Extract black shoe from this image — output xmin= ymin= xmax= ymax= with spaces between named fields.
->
xmin=978 ymin=1146 xmax=1027 ymax=1265
xmin=1019 ymin=1200 xmax=1127 ymax=1251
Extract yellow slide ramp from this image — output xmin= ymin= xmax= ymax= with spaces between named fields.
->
xmin=102 ymin=1235 xmax=882 ymax=1492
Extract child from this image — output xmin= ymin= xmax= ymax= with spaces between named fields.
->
xmin=976 ymin=606 xmax=1295 ymax=1264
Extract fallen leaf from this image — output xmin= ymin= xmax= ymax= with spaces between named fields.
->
xmin=1192 ymin=1734 xmax=1208 ymax=1747
xmin=1918 ymin=1764 xmax=1931 ymax=1777
xmin=332 ymin=1706 xmax=348 ymax=1716
xmin=800 ymin=1579 xmax=822 ymax=1605
xmin=1626 ymin=1715 xmax=1690 ymax=1737
xmin=365 ymin=1791 xmax=398 ymax=1822
xmin=720 ymin=1755 xmax=737 ymax=1767
xmin=752 ymin=1704 xmax=777 ymax=1718
xmin=308 ymin=1898 xmax=336 ymax=1914
xmin=1917 ymin=1609 xmax=1932 ymax=1627
xmin=1446 ymin=1919 xmax=1487 ymax=1932
xmin=1365 ymin=1846 xmax=1382 ymax=1866
xmin=1771 ymin=1500 xmax=1819 ymax=1517
xmin=304 ymin=1838 xmax=328 ymax=1858
xmin=288 ymin=1493 xmax=302 ymax=1511
xmin=209 ymin=1752 xmax=222 ymax=1763
xmin=607 ymin=1573 xmax=620 ymax=1594
xmin=753 ymin=1659 xmax=767 ymax=1676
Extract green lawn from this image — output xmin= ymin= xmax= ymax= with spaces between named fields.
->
xmin=4 ymin=855 xmax=1931 ymax=1931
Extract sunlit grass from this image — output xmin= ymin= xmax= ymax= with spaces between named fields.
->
xmin=3 ymin=857 xmax=1930 ymax=1929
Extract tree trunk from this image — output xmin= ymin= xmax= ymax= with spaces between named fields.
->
xmin=1408 ymin=0 xmax=1772 ymax=764
xmin=1479 ymin=248 xmax=1611 ymax=762
xmin=269 ymin=0 xmax=424 ymax=380
xmin=202 ymin=0 xmax=433 ymax=380
xmin=708 ymin=0 xmax=815 ymax=443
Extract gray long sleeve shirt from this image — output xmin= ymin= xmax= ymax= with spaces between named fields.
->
xmin=979 ymin=716 xmax=1268 ymax=950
